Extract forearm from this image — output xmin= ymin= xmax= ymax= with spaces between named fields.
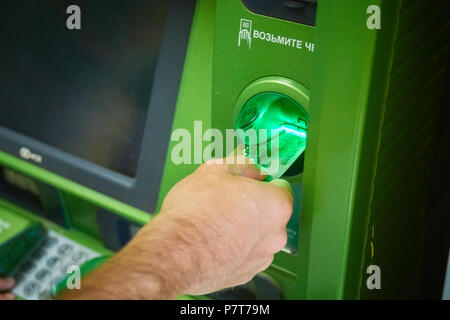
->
xmin=58 ymin=255 xmax=166 ymax=299
xmin=58 ymin=214 xmax=196 ymax=300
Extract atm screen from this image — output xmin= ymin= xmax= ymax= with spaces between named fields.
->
xmin=0 ymin=0 xmax=169 ymax=177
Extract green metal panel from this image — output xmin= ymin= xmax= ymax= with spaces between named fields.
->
xmin=360 ymin=0 xmax=449 ymax=299
xmin=212 ymin=1 xmax=315 ymax=134
xmin=155 ymin=0 xmax=216 ymax=211
xmin=298 ymin=0 xmax=449 ymax=299
xmin=209 ymin=0 xmax=317 ymax=299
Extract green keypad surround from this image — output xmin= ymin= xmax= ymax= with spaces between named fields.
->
xmin=0 ymin=208 xmax=46 ymax=277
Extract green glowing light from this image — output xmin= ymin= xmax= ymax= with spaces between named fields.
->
xmin=235 ymin=92 xmax=308 ymax=180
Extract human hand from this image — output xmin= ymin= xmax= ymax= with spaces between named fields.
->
xmin=0 ymin=278 xmax=15 ymax=300
xmin=122 ymin=155 xmax=293 ymax=298
xmin=59 ymin=155 xmax=293 ymax=299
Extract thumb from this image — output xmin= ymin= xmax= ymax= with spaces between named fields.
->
xmin=269 ymin=178 xmax=293 ymax=197
xmin=225 ymin=147 xmax=266 ymax=180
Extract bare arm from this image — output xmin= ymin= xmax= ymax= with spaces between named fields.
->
xmin=58 ymin=157 xmax=293 ymax=299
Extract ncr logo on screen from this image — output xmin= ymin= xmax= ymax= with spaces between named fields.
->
xmin=19 ymin=147 xmax=43 ymax=164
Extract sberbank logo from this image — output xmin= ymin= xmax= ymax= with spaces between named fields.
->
xmin=238 ymin=18 xmax=252 ymax=49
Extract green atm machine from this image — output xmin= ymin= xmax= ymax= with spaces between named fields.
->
xmin=0 ymin=0 xmax=448 ymax=299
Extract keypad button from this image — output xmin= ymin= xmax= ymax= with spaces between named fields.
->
xmin=14 ymin=272 xmax=25 ymax=284
xmin=8 ymin=231 xmax=99 ymax=300
xmin=57 ymin=244 xmax=73 ymax=256
xmin=72 ymin=251 xmax=87 ymax=263
xmin=23 ymin=282 xmax=40 ymax=297
xmin=38 ymin=290 xmax=52 ymax=300
xmin=32 ymin=248 xmax=47 ymax=261
xmin=46 ymin=256 xmax=61 ymax=268
xmin=21 ymin=261 xmax=36 ymax=274
xmin=35 ymin=269 xmax=52 ymax=281
xmin=43 ymin=236 xmax=58 ymax=249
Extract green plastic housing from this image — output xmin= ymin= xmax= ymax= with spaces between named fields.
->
xmin=0 ymin=210 xmax=46 ymax=277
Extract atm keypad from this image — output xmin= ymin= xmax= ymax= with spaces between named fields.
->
xmin=46 ymin=256 xmax=60 ymax=268
xmin=43 ymin=236 xmax=58 ymax=249
xmin=23 ymin=282 xmax=40 ymax=297
xmin=12 ymin=231 xmax=99 ymax=300
xmin=72 ymin=251 xmax=87 ymax=263
xmin=57 ymin=244 xmax=73 ymax=256
xmin=21 ymin=261 xmax=36 ymax=274
xmin=35 ymin=269 xmax=51 ymax=281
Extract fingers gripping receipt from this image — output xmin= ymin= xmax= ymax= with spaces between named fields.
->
xmin=235 ymin=92 xmax=308 ymax=181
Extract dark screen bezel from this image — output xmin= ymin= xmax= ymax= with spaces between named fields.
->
xmin=0 ymin=0 xmax=196 ymax=213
